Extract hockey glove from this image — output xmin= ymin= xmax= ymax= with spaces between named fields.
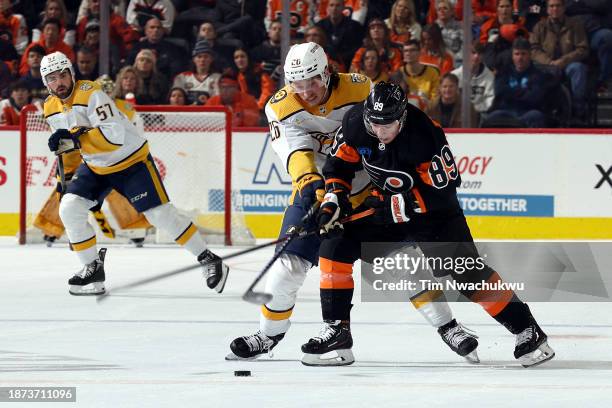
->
xmin=297 ymin=174 xmax=325 ymax=211
xmin=363 ymin=190 xmax=418 ymax=225
xmin=317 ymin=189 xmax=351 ymax=236
xmin=48 ymin=128 xmax=83 ymax=154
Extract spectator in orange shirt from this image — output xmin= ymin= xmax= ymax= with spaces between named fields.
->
xmin=205 ymin=74 xmax=261 ymax=127
xmin=420 ymin=24 xmax=454 ymax=75
xmin=31 ymin=0 xmax=76 ymax=48
xmin=20 ymin=18 xmax=75 ymax=77
xmin=351 ymin=18 xmax=403 ymax=74
xmin=455 ymin=0 xmax=497 ymax=25
xmin=77 ymin=0 xmax=140 ymax=59
xmin=479 ymin=0 xmax=525 ymax=44
xmin=0 ymin=0 xmax=28 ymax=54
xmin=357 ymin=46 xmax=391 ymax=83
xmin=386 ymin=0 xmax=422 ymax=44
xmin=232 ymin=48 xmax=276 ymax=110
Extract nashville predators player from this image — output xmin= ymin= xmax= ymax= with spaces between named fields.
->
xmin=223 ymin=42 xmax=478 ymax=363
xmin=40 ymin=51 xmax=228 ymax=296
xmin=33 ymin=75 xmax=152 ymax=247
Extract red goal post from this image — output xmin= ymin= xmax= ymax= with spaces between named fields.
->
xmin=19 ymin=104 xmax=253 ymax=246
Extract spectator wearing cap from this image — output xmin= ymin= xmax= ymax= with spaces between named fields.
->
xmin=126 ymin=0 xmax=176 ymax=34
xmin=487 ymin=38 xmax=555 ymax=127
xmin=19 ymin=18 xmax=75 ymax=77
xmin=205 ymin=74 xmax=261 ymax=127
xmin=133 ymin=48 xmax=168 ymax=104
xmin=19 ymin=45 xmax=47 ymax=100
xmin=128 ymin=16 xmax=188 ymax=79
xmin=420 ymin=24 xmax=454 ymax=75
xmin=194 ymin=22 xmax=235 ymax=72
xmin=316 ymin=0 xmax=364 ymax=69
xmin=74 ymin=46 xmax=99 ymax=81
xmin=233 ymin=47 xmax=276 ymax=110
xmin=32 ymin=0 xmax=76 ymax=48
xmin=386 ymin=0 xmax=422 ymax=44
xmin=77 ymin=0 xmax=140 ymax=59
xmin=250 ymin=20 xmax=282 ymax=80
xmin=351 ymin=18 xmax=403 ymax=74
xmin=451 ymin=41 xmax=495 ymax=113
xmin=172 ymin=40 xmax=221 ymax=105
xmin=0 ymin=80 xmax=41 ymax=126
xmin=530 ymin=0 xmax=589 ymax=118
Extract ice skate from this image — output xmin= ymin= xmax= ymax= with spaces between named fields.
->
xmin=43 ymin=235 xmax=57 ymax=247
xmin=301 ymin=320 xmax=355 ymax=366
xmin=225 ymin=331 xmax=285 ymax=360
xmin=198 ymin=249 xmax=229 ymax=293
xmin=68 ymin=248 xmax=106 ymax=296
xmin=515 ymin=319 xmax=555 ymax=367
xmin=438 ymin=319 xmax=480 ymax=363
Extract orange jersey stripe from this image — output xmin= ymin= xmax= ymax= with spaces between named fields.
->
xmin=470 ymin=271 xmax=515 ymax=317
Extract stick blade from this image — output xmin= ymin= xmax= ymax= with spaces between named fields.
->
xmin=242 ymin=291 xmax=273 ymax=305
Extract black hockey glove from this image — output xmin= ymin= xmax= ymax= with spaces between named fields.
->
xmin=48 ymin=128 xmax=85 ymax=154
xmin=363 ymin=190 xmax=419 ymax=225
xmin=297 ymin=174 xmax=325 ymax=211
xmin=317 ymin=187 xmax=351 ymax=236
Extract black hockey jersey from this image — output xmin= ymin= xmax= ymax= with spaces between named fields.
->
xmin=324 ymin=102 xmax=462 ymax=213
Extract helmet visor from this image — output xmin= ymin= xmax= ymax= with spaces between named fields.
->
xmin=287 ymin=77 xmax=326 ymax=94
xmin=45 ymin=69 xmax=71 ymax=85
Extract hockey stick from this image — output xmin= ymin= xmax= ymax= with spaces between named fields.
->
xmin=241 ymin=201 xmax=321 ymax=304
xmin=55 ymin=127 xmax=91 ymax=195
xmin=96 ymin=206 xmax=374 ymax=303
xmin=241 ymin=205 xmax=376 ymax=305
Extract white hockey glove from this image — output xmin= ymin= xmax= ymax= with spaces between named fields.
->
xmin=363 ymin=191 xmax=418 ymax=225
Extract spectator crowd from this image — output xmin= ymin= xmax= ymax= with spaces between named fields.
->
xmin=1 ymin=0 xmax=610 ymax=128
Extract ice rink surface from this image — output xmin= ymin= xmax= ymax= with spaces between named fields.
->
xmin=1 ymin=238 xmax=611 ymax=407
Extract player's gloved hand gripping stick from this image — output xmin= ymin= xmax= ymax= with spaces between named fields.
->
xmin=48 ymin=127 xmax=92 ymax=195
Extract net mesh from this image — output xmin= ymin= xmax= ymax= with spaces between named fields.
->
xmin=20 ymin=105 xmax=254 ymax=246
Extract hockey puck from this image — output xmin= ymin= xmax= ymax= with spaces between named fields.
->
xmin=234 ymin=370 xmax=251 ymax=377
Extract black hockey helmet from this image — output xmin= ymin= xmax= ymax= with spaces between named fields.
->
xmin=363 ymin=82 xmax=408 ymax=136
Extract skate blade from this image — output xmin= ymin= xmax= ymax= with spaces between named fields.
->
xmin=301 ymin=349 xmax=355 ymax=367
xmin=69 ymin=282 xmax=105 ymax=296
xmin=464 ymin=350 xmax=480 ymax=364
xmin=225 ymin=352 xmax=261 ymax=361
xmin=519 ymin=341 xmax=555 ymax=368
xmin=213 ymin=264 xmax=229 ymax=293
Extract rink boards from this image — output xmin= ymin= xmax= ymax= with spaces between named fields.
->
xmin=1 ymin=127 xmax=611 ymax=239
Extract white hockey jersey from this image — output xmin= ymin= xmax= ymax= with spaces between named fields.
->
xmin=43 ymin=80 xmax=149 ymax=175
xmin=265 ymin=73 xmax=373 ymax=204
xmin=172 ymin=71 xmax=221 ymax=105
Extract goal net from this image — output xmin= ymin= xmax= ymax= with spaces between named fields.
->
xmin=19 ymin=104 xmax=254 ymax=246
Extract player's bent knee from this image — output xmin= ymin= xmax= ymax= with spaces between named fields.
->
xmin=59 ymin=193 xmax=95 ymax=226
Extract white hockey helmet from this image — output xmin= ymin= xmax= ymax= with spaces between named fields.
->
xmin=40 ymin=51 xmax=75 ymax=89
xmin=283 ymin=42 xmax=330 ymax=87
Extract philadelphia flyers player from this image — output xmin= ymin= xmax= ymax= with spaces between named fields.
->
xmin=302 ymin=82 xmax=555 ymax=367
xmin=224 ymin=42 xmax=478 ymax=364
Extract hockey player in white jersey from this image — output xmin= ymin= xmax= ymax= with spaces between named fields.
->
xmin=40 ymin=51 xmax=228 ymax=295
xmin=223 ymin=42 xmax=479 ymax=363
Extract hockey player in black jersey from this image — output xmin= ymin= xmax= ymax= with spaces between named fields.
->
xmin=301 ymin=82 xmax=555 ymax=368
